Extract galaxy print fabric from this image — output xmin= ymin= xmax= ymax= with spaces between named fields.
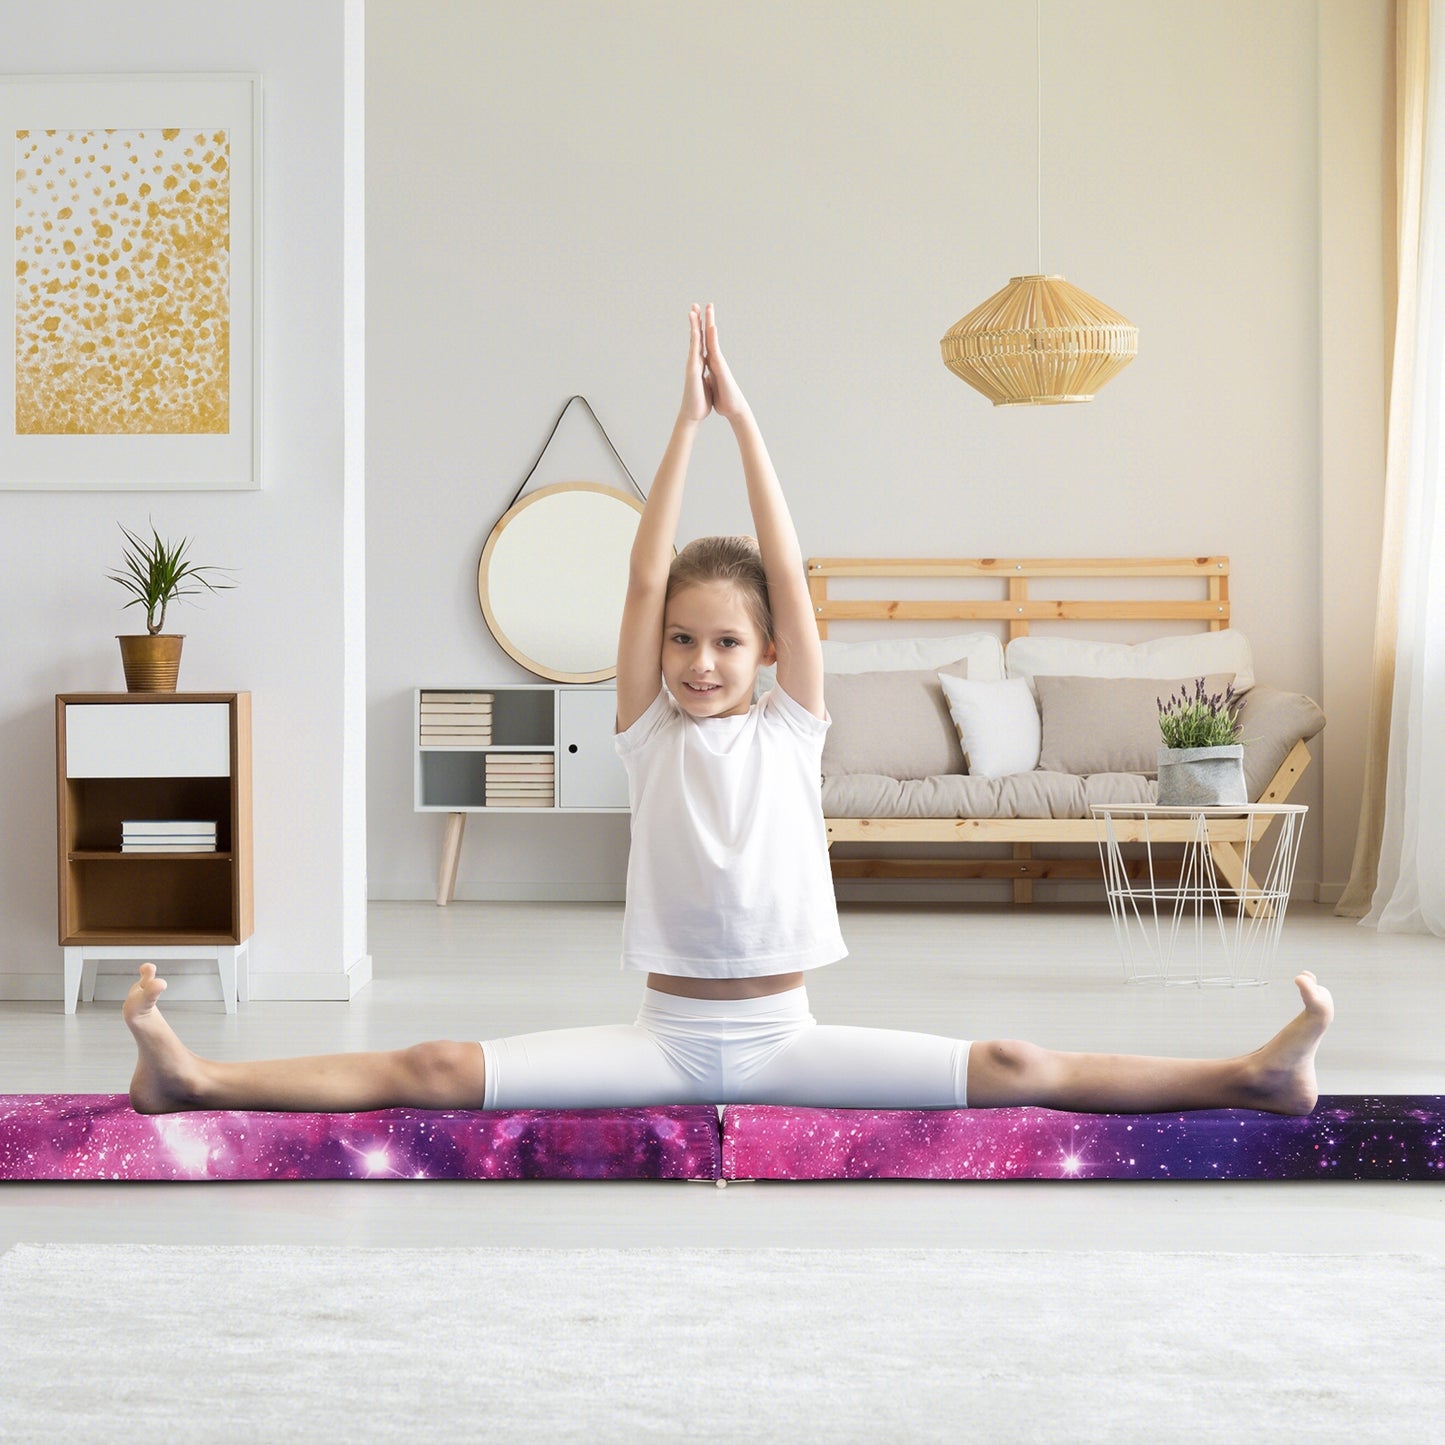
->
xmin=0 ymin=1096 xmax=722 ymax=1182
xmin=5 ymin=1095 xmax=1440 ymax=1183
xmin=720 ymin=1097 xmax=1445 ymax=1181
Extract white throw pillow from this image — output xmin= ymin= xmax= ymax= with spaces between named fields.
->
xmin=938 ymin=673 xmax=1041 ymax=779
xmin=758 ymin=631 xmax=1005 ymax=696
xmin=1005 ymin=629 xmax=1255 ymax=695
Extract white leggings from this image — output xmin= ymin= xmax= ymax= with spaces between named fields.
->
xmin=480 ymin=986 xmax=971 ymax=1110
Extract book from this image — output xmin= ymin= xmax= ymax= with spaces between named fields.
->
xmin=421 ymin=691 xmax=493 ymax=703
xmin=486 ymin=796 xmax=553 ymax=808
xmin=122 ymin=820 xmax=217 ymax=837
xmin=121 ymin=842 xmax=219 ymax=853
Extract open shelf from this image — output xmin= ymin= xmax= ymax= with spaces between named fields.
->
xmin=69 ymin=850 xmax=236 ymax=862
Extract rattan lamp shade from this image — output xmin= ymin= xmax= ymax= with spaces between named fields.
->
xmin=940 ymin=274 xmax=1138 ymax=406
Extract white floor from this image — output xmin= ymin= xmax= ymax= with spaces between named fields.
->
xmin=1 ymin=900 xmax=1442 ymax=1255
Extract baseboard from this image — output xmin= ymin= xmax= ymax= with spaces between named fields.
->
xmin=832 ymin=878 xmax=1016 ymax=905
xmin=0 ymin=953 xmax=378 ymax=1006
xmin=248 ymin=953 xmax=373 ymax=1001
xmin=0 ymin=975 xmax=70 ymax=1003
xmin=370 ymin=878 xmax=1329 ymax=908
xmin=370 ymin=881 xmax=627 ymax=903
xmin=831 ymin=879 xmax=1325 ymax=907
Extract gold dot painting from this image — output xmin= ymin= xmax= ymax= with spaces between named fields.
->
xmin=13 ymin=128 xmax=230 ymax=435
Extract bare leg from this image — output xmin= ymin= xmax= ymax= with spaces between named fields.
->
xmin=966 ymin=972 xmax=1333 ymax=1116
xmin=123 ymin=963 xmax=488 ymax=1115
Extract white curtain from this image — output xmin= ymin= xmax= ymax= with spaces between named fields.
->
xmin=1362 ymin=0 xmax=1445 ymax=936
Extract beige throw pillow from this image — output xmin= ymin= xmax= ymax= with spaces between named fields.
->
xmin=1035 ymin=673 xmax=1236 ymax=776
xmin=822 ymin=661 xmax=969 ymax=778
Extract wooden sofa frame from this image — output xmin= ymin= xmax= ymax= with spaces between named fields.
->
xmin=809 ymin=556 xmax=1312 ymax=906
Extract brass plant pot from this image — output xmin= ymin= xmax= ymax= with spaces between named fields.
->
xmin=117 ymin=634 xmax=185 ymax=693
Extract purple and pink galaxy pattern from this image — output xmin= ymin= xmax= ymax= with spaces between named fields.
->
xmin=3 ymin=1095 xmax=1440 ymax=1183
xmin=0 ymin=1095 xmax=721 ymax=1182
xmin=720 ymin=1096 xmax=1445 ymax=1181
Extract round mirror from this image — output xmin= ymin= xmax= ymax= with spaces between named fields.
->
xmin=478 ymin=481 xmax=645 ymax=683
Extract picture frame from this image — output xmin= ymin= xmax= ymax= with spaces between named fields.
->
xmin=1 ymin=73 xmax=262 ymax=490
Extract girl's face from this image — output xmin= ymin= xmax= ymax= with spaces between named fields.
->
xmin=662 ymin=581 xmax=776 ymax=718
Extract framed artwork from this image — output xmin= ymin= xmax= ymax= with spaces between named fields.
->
xmin=1 ymin=74 xmax=261 ymax=489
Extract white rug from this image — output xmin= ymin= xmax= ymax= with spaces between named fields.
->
xmin=1 ymin=1245 xmax=1439 ymax=1442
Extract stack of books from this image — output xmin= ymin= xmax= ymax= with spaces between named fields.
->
xmin=419 ymin=691 xmax=493 ymax=747
xmin=122 ymin=820 xmax=218 ymax=853
xmin=485 ymin=753 xmax=554 ymax=808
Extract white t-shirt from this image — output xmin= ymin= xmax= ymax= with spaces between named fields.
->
xmin=614 ymin=685 xmax=848 ymax=978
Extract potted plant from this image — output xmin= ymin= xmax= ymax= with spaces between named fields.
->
xmin=1156 ymin=677 xmax=1246 ymax=805
xmin=110 ymin=522 xmax=236 ymax=692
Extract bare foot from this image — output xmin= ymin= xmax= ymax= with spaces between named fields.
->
xmin=1235 ymin=971 xmax=1334 ymax=1115
xmin=123 ymin=963 xmax=210 ymax=1114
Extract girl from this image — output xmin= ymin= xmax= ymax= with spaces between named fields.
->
xmin=123 ymin=304 xmax=1332 ymax=1117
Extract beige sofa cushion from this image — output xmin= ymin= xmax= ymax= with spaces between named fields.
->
xmin=1036 ymin=673 xmax=1235 ymax=777
xmin=1237 ymin=686 xmax=1326 ymax=798
xmin=1007 ymin=628 xmax=1256 ymax=693
xmin=822 ymin=769 xmax=1156 ymax=820
xmin=822 ymin=661 xmax=969 ymax=779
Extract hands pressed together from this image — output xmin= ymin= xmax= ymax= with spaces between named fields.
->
xmin=681 ymin=302 xmax=749 ymax=424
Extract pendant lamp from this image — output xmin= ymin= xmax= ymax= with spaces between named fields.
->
xmin=941 ymin=6 xmax=1137 ymax=405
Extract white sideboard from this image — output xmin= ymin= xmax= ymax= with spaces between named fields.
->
xmin=414 ymin=685 xmax=628 ymax=903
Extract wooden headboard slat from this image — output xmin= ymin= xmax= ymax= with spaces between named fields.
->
xmin=815 ymin=600 xmax=1230 ymax=624
xmin=807 ymin=557 xmax=1229 ymax=579
xmin=806 ymin=556 xmax=1230 ymax=640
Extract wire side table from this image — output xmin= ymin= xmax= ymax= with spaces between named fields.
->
xmin=1090 ymin=803 xmax=1308 ymax=988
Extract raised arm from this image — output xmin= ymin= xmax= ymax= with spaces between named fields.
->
xmin=615 ymin=305 xmax=710 ymax=733
xmin=703 ymin=305 xmax=825 ymax=719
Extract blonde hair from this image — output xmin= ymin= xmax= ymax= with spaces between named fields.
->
xmin=665 ymin=535 xmax=774 ymax=642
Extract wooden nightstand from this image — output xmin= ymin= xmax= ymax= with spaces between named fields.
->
xmin=56 ymin=692 xmax=253 ymax=1013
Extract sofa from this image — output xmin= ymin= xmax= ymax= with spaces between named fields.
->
xmin=788 ymin=556 xmax=1326 ymax=904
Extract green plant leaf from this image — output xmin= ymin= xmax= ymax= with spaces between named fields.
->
xmin=109 ymin=520 xmax=237 ymax=635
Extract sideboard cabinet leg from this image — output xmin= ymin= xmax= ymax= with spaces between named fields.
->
xmin=437 ymin=811 xmax=466 ymax=906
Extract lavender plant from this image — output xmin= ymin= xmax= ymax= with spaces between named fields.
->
xmin=1156 ymin=677 xmax=1242 ymax=749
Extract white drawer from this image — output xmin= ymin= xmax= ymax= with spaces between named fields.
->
xmin=66 ymin=703 xmax=231 ymax=778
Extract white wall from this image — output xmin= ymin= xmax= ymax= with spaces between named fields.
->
xmin=0 ymin=2 xmax=370 ymax=1000
xmin=367 ymin=0 xmax=1389 ymax=904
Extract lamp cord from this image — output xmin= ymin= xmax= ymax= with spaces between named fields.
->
xmin=1036 ymin=0 xmax=1043 ymax=275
